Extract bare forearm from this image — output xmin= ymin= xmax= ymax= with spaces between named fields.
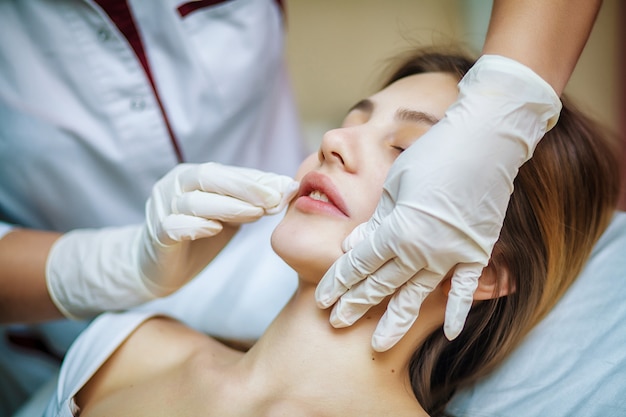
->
xmin=483 ymin=0 xmax=602 ymax=94
xmin=0 ymin=229 xmax=65 ymax=323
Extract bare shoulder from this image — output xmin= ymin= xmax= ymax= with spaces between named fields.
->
xmin=75 ymin=316 xmax=240 ymax=414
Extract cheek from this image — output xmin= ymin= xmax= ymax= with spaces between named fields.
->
xmin=347 ymin=169 xmax=388 ymax=223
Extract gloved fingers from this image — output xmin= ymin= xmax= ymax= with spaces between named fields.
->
xmin=315 ymin=244 xmax=390 ymax=309
xmin=179 ymin=163 xmax=288 ymax=209
xmin=172 ymin=191 xmax=265 ymax=223
xmin=161 ymin=214 xmax=223 ymax=243
xmin=315 ymin=261 xmax=348 ymax=308
xmin=263 ymin=176 xmax=300 ymax=214
xmin=371 ymin=269 xmax=443 ymax=351
xmin=443 ymin=262 xmax=482 ymax=340
xmin=315 ymin=212 xmax=415 ymax=309
xmin=328 ymin=256 xmax=418 ymax=327
xmin=225 ymin=165 xmax=299 ymax=213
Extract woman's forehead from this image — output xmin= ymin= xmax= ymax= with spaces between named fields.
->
xmin=367 ymin=72 xmax=459 ymax=118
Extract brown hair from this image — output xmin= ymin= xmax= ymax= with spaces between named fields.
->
xmin=382 ymin=48 xmax=622 ymax=415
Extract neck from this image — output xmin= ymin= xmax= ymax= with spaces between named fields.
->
xmin=237 ymin=282 xmax=445 ymax=416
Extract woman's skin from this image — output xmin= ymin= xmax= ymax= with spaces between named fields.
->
xmin=75 ymin=72 xmax=507 ymax=417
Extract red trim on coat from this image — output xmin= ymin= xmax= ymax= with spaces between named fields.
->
xmin=177 ymin=0 xmax=230 ymax=18
xmin=177 ymin=0 xmax=286 ymax=22
xmin=617 ymin=1 xmax=626 ymax=210
xmin=94 ymin=0 xmax=185 ymax=163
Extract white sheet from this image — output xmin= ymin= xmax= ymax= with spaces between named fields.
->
xmin=42 ymin=311 xmax=158 ymax=417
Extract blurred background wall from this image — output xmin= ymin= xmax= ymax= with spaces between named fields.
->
xmin=284 ymin=0 xmax=624 ymax=206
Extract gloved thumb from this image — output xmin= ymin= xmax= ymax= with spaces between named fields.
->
xmin=161 ymin=214 xmax=223 ymax=243
xmin=263 ymin=176 xmax=300 ymax=214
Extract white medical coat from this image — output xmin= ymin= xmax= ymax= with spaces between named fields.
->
xmin=0 ymin=0 xmax=304 ymax=411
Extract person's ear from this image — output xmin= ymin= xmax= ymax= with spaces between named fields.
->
xmin=472 ymin=263 xmax=513 ymax=300
xmin=441 ymin=263 xmax=513 ymax=300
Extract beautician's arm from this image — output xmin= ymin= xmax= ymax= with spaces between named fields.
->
xmin=0 ymin=163 xmax=298 ymax=324
xmin=483 ymin=0 xmax=601 ymax=94
xmin=316 ymin=0 xmax=603 ymax=351
xmin=0 ymin=229 xmax=63 ymax=322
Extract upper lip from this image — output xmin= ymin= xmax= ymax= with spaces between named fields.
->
xmin=297 ymin=171 xmax=349 ymax=216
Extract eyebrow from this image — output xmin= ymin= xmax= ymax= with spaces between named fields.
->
xmin=347 ymin=98 xmax=440 ymax=125
xmin=395 ymin=108 xmax=440 ymax=125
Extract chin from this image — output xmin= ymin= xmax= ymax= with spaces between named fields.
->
xmin=271 ymin=220 xmax=343 ymax=285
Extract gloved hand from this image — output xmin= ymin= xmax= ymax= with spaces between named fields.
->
xmin=46 ymin=162 xmax=299 ymax=319
xmin=315 ymin=55 xmax=561 ymax=351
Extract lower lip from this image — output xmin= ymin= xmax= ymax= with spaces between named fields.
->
xmin=294 ymin=196 xmax=347 ymax=217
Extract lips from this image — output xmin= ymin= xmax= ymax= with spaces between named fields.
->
xmin=296 ymin=171 xmax=349 ymax=217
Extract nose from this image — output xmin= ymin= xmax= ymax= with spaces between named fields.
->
xmin=318 ymin=127 xmax=356 ymax=172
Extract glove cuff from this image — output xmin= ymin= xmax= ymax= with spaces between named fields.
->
xmin=463 ymin=54 xmax=562 ymax=142
xmin=46 ymin=225 xmax=156 ymax=320
xmin=446 ymin=55 xmax=562 ymax=167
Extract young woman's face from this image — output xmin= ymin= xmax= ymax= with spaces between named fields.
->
xmin=272 ymin=72 xmax=459 ymax=283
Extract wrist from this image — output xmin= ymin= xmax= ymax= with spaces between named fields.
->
xmin=46 ymin=225 xmax=156 ymax=319
xmin=464 ymin=54 xmax=562 ymax=132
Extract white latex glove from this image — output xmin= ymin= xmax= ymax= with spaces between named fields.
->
xmin=46 ymin=162 xmax=299 ymax=319
xmin=315 ymin=55 xmax=561 ymax=351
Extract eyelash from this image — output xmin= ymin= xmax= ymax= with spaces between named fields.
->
xmin=392 ymin=145 xmax=405 ymax=153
